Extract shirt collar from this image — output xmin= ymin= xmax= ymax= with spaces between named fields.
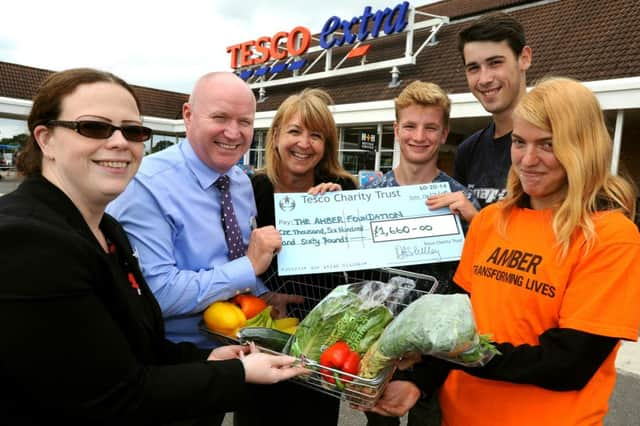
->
xmin=180 ymin=140 xmax=224 ymax=190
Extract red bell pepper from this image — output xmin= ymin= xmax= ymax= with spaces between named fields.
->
xmin=319 ymin=341 xmax=360 ymax=390
xmin=231 ymin=294 xmax=267 ymax=319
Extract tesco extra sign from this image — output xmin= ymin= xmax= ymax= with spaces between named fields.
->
xmin=227 ymin=2 xmax=410 ymax=75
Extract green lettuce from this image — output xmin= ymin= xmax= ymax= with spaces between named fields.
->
xmin=288 ymin=284 xmax=393 ymax=361
xmin=359 ymin=294 xmax=500 ymax=379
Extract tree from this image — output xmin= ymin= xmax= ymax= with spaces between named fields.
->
xmin=151 ymin=139 xmax=175 ymax=154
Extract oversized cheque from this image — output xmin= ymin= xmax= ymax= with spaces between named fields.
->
xmin=274 ymin=182 xmax=465 ymax=276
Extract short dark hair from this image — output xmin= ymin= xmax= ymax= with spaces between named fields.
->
xmin=17 ymin=68 xmax=141 ymax=177
xmin=457 ymin=12 xmax=526 ymax=61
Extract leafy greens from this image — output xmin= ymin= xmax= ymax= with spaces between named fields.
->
xmin=359 ymin=293 xmax=500 ymax=379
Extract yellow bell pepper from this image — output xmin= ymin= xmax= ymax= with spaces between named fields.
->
xmin=203 ymin=301 xmax=246 ymax=337
xmin=274 ymin=317 xmax=299 ymax=331
xmin=281 ymin=325 xmax=298 ymax=335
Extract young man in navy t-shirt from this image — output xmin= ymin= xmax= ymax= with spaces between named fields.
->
xmin=428 ymin=13 xmax=532 ymax=214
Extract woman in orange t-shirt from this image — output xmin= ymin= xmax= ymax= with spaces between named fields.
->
xmin=371 ymin=77 xmax=640 ymax=426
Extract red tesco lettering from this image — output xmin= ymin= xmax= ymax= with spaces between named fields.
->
xmin=226 ymin=26 xmax=311 ymax=69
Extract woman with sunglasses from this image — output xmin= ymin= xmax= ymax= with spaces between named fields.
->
xmin=0 ymin=68 xmax=305 ymax=426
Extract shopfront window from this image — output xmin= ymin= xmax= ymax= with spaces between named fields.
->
xmin=340 ymin=126 xmax=378 ymax=174
xmin=381 ymin=125 xmax=395 ymax=149
xmin=248 ymin=129 xmax=267 ymax=171
xmin=0 ymin=117 xmax=27 ymax=140
xmin=379 ymin=152 xmax=394 ymax=174
xmin=150 ymin=133 xmax=178 ymax=154
xmin=0 ymin=118 xmax=28 ymax=169
xmin=613 ymin=108 xmax=640 ymax=188
xmin=379 ymin=125 xmax=396 ymax=174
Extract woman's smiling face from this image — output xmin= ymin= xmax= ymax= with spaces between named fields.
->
xmin=276 ymin=113 xmax=325 ymax=180
xmin=511 ymin=115 xmax=567 ymax=210
xmin=35 ymin=81 xmax=144 ymax=209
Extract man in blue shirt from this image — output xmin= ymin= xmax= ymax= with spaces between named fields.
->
xmin=108 ymin=72 xmax=297 ymax=347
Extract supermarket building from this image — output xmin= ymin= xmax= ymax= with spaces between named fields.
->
xmin=1 ymin=0 xmax=639 ymax=186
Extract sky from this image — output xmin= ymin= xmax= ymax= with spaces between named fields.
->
xmin=0 ymin=0 xmax=419 ymax=94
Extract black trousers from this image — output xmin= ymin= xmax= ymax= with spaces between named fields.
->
xmin=233 ymin=381 xmax=340 ymax=426
xmin=365 ymin=396 xmax=441 ymax=426
xmin=166 ymin=411 xmax=226 ymax=426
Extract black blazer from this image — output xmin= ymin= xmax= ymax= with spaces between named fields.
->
xmin=0 ymin=176 xmax=248 ymax=425
xmin=250 ymin=172 xmax=357 ymax=298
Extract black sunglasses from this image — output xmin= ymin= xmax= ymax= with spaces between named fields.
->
xmin=46 ymin=120 xmax=152 ymax=142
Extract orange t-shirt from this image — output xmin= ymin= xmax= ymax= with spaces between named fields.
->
xmin=442 ymin=204 xmax=640 ymax=426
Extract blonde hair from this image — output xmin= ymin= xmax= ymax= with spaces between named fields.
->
xmin=262 ymin=88 xmax=355 ymax=188
xmin=500 ymin=77 xmax=637 ymax=257
xmin=395 ymin=80 xmax=451 ymax=127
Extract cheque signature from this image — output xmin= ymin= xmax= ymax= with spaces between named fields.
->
xmin=395 ymin=242 xmax=442 ymax=260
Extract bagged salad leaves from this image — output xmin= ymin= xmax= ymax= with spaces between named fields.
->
xmin=359 ymin=293 xmax=499 ymax=379
xmin=287 ymin=279 xmax=417 ymax=362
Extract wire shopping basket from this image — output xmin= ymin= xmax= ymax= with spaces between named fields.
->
xmin=200 ymin=267 xmax=438 ymax=408
xmin=262 ymin=266 xmax=439 ymax=315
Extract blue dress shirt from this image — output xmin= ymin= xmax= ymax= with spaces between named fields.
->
xmin=107 ymin=140 xmax=267 ymax=347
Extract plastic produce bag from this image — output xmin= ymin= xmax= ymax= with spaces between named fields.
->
xmin=287 ymin=279 xmax=417 ymax=361
xmin=359 ymin=293 xmax=499 ymax=379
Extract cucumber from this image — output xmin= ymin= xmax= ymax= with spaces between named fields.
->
xmin=238 ymin=327 xmax=292 ymax=352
